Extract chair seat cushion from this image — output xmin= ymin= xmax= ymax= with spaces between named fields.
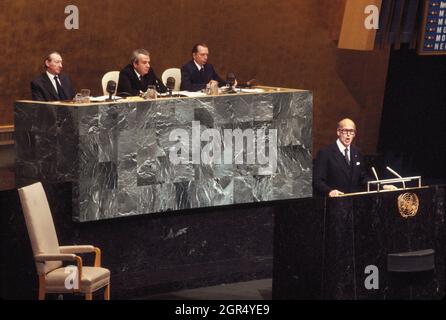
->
xmin=45 ymin=266 xmax=110 ymax=293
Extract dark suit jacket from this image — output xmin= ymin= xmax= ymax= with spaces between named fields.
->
xmin=117 ymin=64 xmax=166 ymax=96
xmin=180 ymin=60 xmax=226 ymax=91
xmin=313 ymin=143 xmax=367 ymax=196
xmin=31 ymin=72 xmax=75 ymax=101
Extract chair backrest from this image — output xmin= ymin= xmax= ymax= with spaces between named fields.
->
xmin=161 ymin=68 xmax=181 ymax=91
xmin=18 ymin=182 xmax=62 ymax=275
xmin=101 ymin=71 xmax=120 ymax=96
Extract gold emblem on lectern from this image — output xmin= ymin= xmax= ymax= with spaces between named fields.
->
xmin=397 ymin=193 xmax=419 ymax=218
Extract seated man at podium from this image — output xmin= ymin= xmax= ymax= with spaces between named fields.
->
xmin=180 ymin=43 xmax=228 ymax=92
xmin=117 ymin=49 xmax=167 ymax=96
xmin=313 ymin=118 xmax=367 ymax=197
xmin=31 ymin=52 xmax=75 ymax=101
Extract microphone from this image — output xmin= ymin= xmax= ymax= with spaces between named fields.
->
xmin=166 ymin=77 xmax=175 ymax=96
xmin=386 ymin=166 xmax=405 ymax=189
xmin=371 ymin=167 xmax=379 ymax=181
xmin=237 ymin=78 xmax=257 ymax=88
xmin=106 ymin=80 xmax=117 ymax=101
xmin=226 ymin=72 xmax=236 ymax=93
xmin=246 ymin=78 xmax=257 ymax=87
xmin=386 ymin=166 xmax=402 ymax=179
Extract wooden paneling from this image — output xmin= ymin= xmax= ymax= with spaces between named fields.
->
xmin=0 ymin=0 xmax=390 ymax=154
xmin=0 ymin=125 xmax=14 ymax=145
xmin=338 ymin=0 xmax=382 ymax=50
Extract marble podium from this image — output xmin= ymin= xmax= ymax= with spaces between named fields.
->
xmin=15 ymin=88 xmax=312 ymax=221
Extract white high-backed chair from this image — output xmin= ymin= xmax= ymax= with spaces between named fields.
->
xmin=161 ymin=68 xmax=181 ymax=91
xmin=18 ymin=182 xmax=110 ymax=300
xmin=101 ymin=71 xmax=120 ymax=96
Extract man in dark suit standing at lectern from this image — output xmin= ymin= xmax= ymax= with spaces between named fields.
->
xmin=313 ymin=118 xmax=368 ymax=197
xmin=180 ymin=43 xmax=228 ymax=92
xmin=31 ymin=52 xmax=75 ymax=101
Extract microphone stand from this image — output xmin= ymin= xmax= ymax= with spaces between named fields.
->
xmin=226 ymin=82 xmax=236 ymax=94
xmin=366 ymin=170 xmax=422 ymax=192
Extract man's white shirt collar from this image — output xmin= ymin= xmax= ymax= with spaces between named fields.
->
xmin=336 ymin=139 xmax=350 ymax=157
xmin=194 ymin=60 xmax=204 ymax=71
xmin=46 ymin=71 xmax=59 ymax=93
xmin=134 ymin=69 xmax=142 ymax=80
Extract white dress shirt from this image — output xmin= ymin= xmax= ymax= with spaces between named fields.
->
xmin=134 ymin=69 xmax=143 ymax=80
xmin=46 ymin=71 xmax=61 ymax=94
xmin=194 ymin=60 xmax=204 ymax=71
xmin=336 ymin=139 xmax=350 ymax=162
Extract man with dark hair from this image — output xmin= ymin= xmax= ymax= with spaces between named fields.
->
xmin=180 ymin=43 xmax=228 ymax=92
xmin=31 ymin=52 xmax=75 ymax=101
xmin=117 ymin=49 xmax=166 ymax=96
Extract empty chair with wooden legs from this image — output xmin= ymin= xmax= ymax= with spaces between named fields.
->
xmin=18 ymin=182 xmax=110 ymax=300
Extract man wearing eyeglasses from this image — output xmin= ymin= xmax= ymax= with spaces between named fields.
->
xmin=313 ymin=118 xmax=367 ymax=197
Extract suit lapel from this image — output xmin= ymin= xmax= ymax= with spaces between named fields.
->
xmin=42 ymin=73 xmax=59 ymax=100
xmin=350 ymin=147 xmax=360 ymax=182
xmin=59 ymin=75 xmax=68 ymax=91
xmin=200 ymin=64 xmax=206 ymax=82
xmin=58 ymin=74 xmax=70 ymax=99
xmin=128 ymin=69 xmax=140 ymax=91
xmin=331 ymin=144 xmax=352 ymax=180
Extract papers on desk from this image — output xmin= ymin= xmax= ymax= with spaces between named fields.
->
xmin=239 ymin=88 xmax=265 ymax=93
xmin=174 ymin=89 xmax=265 ymax=97
xmin=177 ymin=91 xmax=207 ymax=98
xmin=88 ymin=89 xmax=266 ymax=102
xmin=90 ymin=95 xmax=123 ymax=102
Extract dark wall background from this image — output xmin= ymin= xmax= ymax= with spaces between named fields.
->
xmin=378 ymin=45 xmax=446 ymax=183
xmin=0 ymin=182 xmax=274 ymax=299
xmin=0 ymin=0 xmax=390 ymax=155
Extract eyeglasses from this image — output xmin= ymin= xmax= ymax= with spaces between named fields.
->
xmin=338 ymin=128 xmax=356 ymax=135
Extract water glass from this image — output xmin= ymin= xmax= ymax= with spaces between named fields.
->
xmin=80 ymin=89 xmax=91 ymax=103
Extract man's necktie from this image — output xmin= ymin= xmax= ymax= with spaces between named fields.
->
xmin=199 ymin=66 xmax=204 ymax=80
xmin=344 ymin=148 xmax=350 ymax=166
xmin=54 ymin=76 xmax=67 ymax=100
